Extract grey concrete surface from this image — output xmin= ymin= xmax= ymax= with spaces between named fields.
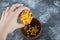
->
xmin=0 ymin=0 xmax=60 ymax=40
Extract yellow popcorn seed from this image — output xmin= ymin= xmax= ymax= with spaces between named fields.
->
xmin=20 ymin=10 xmax=32 ymax=25
xmin=26 ymin=25 xmax=39 ymax=37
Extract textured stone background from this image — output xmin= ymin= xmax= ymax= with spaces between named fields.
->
xmin=0 ymin=0 xmax=60 ymax=40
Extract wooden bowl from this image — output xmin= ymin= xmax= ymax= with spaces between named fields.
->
xmin=20 ymin=18 xmax=42 ymax=40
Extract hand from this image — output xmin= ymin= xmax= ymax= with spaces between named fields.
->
xmin=0 ymin=4 xmax=30 ymax=40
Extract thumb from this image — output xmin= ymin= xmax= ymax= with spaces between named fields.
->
xmin=16 ymin=23 xmax=25 ymax=29
xmin=9 ymin=24 xmax=25 ymax=33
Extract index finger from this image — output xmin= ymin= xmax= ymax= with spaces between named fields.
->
xmin=14 ymin=6 xmax=30 ymax=17
xmin=9 ymin=4 xmax=23 ymax=12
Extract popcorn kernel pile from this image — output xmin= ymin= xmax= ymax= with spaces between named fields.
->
xmin=26 ymin=25 xmax=39 ymax=37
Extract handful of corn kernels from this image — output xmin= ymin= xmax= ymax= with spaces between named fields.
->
xmin=20 ymin=10 xmax=33 ymax=25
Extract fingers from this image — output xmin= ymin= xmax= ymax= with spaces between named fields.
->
xmin=1 ymin=11 xmax=5 ymax=20
xmin=2 ymin=11 xmax=5 ymax=16
xmin=1 ymin=7 xmax=10 ymax=20
xmin=1 ymin=4 xmax=24 ymax=18
xmin=5 ymin=7 xmax=10 ymax=17
xmin=5 ymin=7 xmax=10 ymax=12
xmin=9 ymin=4 xmax=23 ymax=12
xmin=14 ymin=6 xmax=30 ymax=17
xmin=1 ymin=7 xmax=10 ymax=17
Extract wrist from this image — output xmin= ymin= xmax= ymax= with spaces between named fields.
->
xmin=0 ymin=26 xmax=9 ymax=40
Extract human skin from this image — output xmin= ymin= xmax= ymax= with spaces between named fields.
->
xmin=0 ymin=4 xmax=30 ymax=40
